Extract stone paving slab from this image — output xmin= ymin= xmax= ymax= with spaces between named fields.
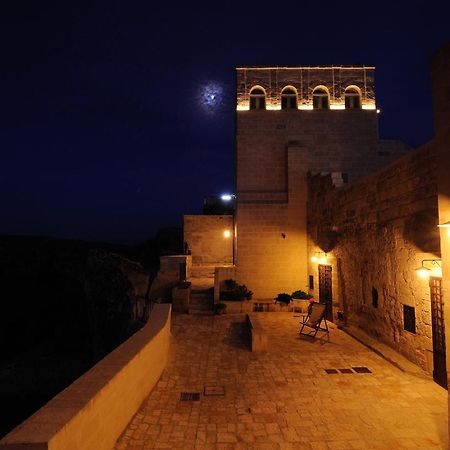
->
xmin=115 ymin=313 xmax=448 ymax=450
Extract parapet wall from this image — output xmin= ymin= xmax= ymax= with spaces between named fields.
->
xmin=0 ymin=304 xmax=171 ymax=450
xmin=307 ymin=143 xmax=439 ymax=372
xmin=237 ymin=66 xmax=375 ymax=110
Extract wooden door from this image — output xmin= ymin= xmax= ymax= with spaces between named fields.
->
xmin=430 ymin=277 xmax=447 ymax=389
xmin=318 ymin=264 xmax=333 ymax=322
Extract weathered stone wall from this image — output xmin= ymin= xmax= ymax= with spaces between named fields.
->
xmin=237 ymin=66 xmax=376 ymax=109
xmin=307 ymin=143 xmax=439 ymax=372
xmin=184 ymin=215 xmax=233 ymax=265
xmin=236 ymin=107 xmax=409 ymax=300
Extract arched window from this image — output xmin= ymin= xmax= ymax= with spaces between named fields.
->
xmin=249 ymin=86 xmax=266 ymax=110
xmin=313 ymin=86 xmax=330 ymax=109
xmin=345 ymin=86 xmax=361 ymax=109
xmin=281 ymin=86 xmax=298 ymax=110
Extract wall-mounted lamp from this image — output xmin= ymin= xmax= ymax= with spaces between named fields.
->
xmin=438 ymin=221 xmax=450 ymax=228
xmin=223 ymin=230 xmax=231 ymax=238
xmin=414 ymin=259 xmax=442 ymax=279
xmin=221 ymin=194 xmax=235 ymax=201
xmin=311 ymin=252 xmax=327 ymax=264
xmin=438 ymin=221 xmax=450 ymax=236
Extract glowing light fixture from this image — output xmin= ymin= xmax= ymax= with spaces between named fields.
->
xmin=438 ymin=221 xmax=450 ymax=236
xmin=223 ymin=230 xmax=231 ymax=238
xmin=437 ymin=221 xmax=450 ymax=228
xmin=237 ymin=103 xmax=376 ymax=111
xmin=221 ymin=194 xmax=234 ymax=201
xmin=311 ymin=252 xmax=327 ymax=264
xmin=414 ymin=259 xmax=442 ymax=279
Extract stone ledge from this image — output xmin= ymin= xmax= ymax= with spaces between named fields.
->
xmin=0 ymin=304 xmax=172 ymax=450
xmin=246 ymin=313 xmax=268 ymax=352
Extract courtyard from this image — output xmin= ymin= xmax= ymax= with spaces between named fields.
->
xmin=115 ymin=313 xmax=448 ymax=450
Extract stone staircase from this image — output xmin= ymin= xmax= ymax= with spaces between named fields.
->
xmin=189 ymin=265 xmax=215 ymax=314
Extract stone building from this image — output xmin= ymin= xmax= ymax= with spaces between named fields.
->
xmin=234 ymin=66 xmax=409 ymax=300
xmin=183 ymin=54 xmax=450 ymax=387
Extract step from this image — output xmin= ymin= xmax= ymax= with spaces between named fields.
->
xmin=189 ymin=297 xmax=213 ymax=307
xmin=190 ymin=265 xmax=216 ymax=278
xmin=188 ymin=309 xmax=214 ymax=316
xmin=190 ymin=277 xmax=214 ymax=289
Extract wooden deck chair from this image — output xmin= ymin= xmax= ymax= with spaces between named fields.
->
xmin=299 ymin=302 xmax=329 ymax=338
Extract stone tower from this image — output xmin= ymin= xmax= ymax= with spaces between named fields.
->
xmin=235 ymin=66 xmax=408 ymax=299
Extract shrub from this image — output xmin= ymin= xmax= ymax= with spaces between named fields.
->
xmin=220 ymin=279 xmax=253 ymax=301
xmin=275 ymin=293 xmax=292 ymax=304
xmin=291 ymin=290 xmax=312 ymax=300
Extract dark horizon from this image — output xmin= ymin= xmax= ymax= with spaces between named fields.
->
xmin=1 ymin=1 xmax=448 ymax=243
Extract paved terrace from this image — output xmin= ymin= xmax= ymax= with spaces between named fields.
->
xmin=115 ymin=313 xmax=448 ymax=450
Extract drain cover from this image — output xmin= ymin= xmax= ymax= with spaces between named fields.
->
xmin=352 ymin=366 xmax=372 ymax=373
xmin=180 ymin=392 xmax=200 ymax=401
xmin=338 ymin=368 xmax=354 ymax=374
xmin=324 ymin=369 xmax=339 ymax=374
xmin=204 ymin=385 xmax=225 ymax=396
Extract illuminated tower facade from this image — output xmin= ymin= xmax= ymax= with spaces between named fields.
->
xmin=235 ymin=66 xmax=408 ymax=299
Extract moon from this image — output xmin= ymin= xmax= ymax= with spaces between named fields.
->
xmin=199 ymin=83 xmax=223 ymax=114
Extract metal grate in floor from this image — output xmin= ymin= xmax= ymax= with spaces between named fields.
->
xmin=352 ymin=366 xmax=372 ymax=373
xmin=204 ymin=385 xmax=225 ymax=396
xmin=325 ymin=367 xmax=372 ymax=374
xmin=180 ymin=392 xmax=200 ymax=401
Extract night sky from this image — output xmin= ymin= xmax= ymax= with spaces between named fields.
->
xmin=1 ymin=1 xmax=448 ymax=243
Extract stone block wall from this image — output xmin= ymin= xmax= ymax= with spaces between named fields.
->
xmin=236 ymin=107 xmax=409 ymax=300
xmin=237 ymin=110 xmax=408 ymax=185
xmin=307 ymin=143 xmax=439 ymax=372
xmin=236 ymin=66 xmax=376 ymax=110
xmin=236 ymin=145 xmax=308 ymax=299
xmin=184 ymin=215 xmax=233 ymax=266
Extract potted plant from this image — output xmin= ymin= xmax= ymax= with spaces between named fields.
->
xmin=214 ymin=302 xmax=227 ymax=315
xmin=220 ymin=279 xmax=253 ymax=301
xmin=291 ymin=290 xmax=312 ymax=300
xmin=274 ymin=293 xmax=292 ymax=305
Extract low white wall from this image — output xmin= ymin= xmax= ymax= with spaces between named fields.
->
xmin=0 ymin=304 xmax=171 ymax=450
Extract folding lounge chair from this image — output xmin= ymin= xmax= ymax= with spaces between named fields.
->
xmin=299 ymin=302 xmax=329 ymax=338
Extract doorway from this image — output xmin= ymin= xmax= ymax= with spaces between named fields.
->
xmin=430 ymin=276 xmax=447 ymax=389
xmin=318 ymin=264 xmax=333 ymax=322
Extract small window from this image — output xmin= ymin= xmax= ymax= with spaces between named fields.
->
xmin=281 ymin=86 xmax=298 ymax=110
xmin=344 ymin=86 xmax=361 ymax=109
xmin=372 ymin=287 xmax=378 ymax=308
xmin=403 ymin=305 xmax=416 ymax=333
xmin=309 ymin=275 xmax=314 ymax=290
xmin=249 ymin=86 xmax=266 ymax=110
xmin=313 ymin=86 xmax=330 ymax=109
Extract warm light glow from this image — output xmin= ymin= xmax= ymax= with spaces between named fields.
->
xmin=416 ymin=267 xmax=430 ymax=279
xmin=223 ymin=230 xmax=231 ymax=238
xmin=237 ymin=103 xmax=376 ymax=111
xmin=311 ymin=252 xmax=327 ymax=264
xmin=437 ymin=221 xmax=450 ymax=228
xmin=415 ymin=259 xmax=442 ymax=279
